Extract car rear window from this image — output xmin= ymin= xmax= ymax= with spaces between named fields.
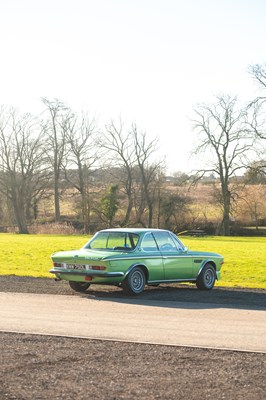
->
xmin=85 ymin=232 xmax=139 ymax=251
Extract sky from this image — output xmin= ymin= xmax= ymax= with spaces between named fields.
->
xmin=0 ymin=0 xmax=266 ymax=173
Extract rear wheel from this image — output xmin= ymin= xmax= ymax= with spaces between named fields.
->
xmin=69 ymin=281 xmax=91 ymax=292
xmin=196 ymin=264 xmax=216 ymax=290
xmin=122 ymin=267 xmax=146 ymax=295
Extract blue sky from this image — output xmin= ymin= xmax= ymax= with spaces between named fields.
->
xmin=1 ymin=0 xmax=266 ymax=172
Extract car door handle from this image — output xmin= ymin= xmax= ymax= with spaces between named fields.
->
xmin=163 ymin=256 xmax=168 ymax=259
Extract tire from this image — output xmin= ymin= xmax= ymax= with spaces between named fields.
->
xmin=196 ymin=264 xmax=216 ymax=290
xmin=122 ymin=267 xmax=146 ymax=295
xmin=69 ymin=281 xmax=91 ymax=292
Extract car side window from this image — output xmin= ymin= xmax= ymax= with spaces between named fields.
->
xmin=141 ymin=233 xmax=159 ymax=252
xmin=153 ymin=232 xmax=178 ymax=252
xmin=170 ymin=234 xmax=185 ymax=251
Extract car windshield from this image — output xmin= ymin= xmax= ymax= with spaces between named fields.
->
xmin=84 ymin=231 xmax=139 ymax=251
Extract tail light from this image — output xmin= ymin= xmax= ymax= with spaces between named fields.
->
xmin=89 ymin=265 xmax=106 ymax=271
xmin=53 ymin=262 xmax=63 ymax=268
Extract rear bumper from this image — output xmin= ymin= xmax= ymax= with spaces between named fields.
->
xmin=49 ymin=269 xmax=124 ymax=278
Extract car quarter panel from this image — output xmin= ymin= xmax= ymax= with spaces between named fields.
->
xmin=189 ymin=251 xmax=224 ymax=280
xmin=108 ymin=251 xmax=165 ymax=282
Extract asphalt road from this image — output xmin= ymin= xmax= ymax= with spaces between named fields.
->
xmin=1 ymin=291 xmax=266 ymax=352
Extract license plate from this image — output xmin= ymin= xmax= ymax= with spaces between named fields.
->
xmin=66 ymin=264 xmax=86 ymax=270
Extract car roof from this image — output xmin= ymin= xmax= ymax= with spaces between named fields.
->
xmin=99 ymin=228 xmax=172 ymax=235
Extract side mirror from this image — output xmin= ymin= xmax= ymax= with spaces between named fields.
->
xmin=183 ymin=247 xmax=188 ymax=253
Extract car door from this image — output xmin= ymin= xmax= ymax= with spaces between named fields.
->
xmin=153 ymin=232 xmax=193 ymax=280
xmin=139 ymin=232 xmax=164 ymax=281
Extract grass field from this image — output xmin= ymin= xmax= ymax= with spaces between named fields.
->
xmin=0 ymin=233 xmax=265 ymax=289
xmin=181 ymin=236 xmax=266 ymax=289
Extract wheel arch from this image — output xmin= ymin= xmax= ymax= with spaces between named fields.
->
xmin=123 ymin=263 xmax=149 ymax=283
xmin=197 ymin=260 xmax=217 ymax=279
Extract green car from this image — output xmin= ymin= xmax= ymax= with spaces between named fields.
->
xmin=50 ymin=228 xmax=224 ymax=295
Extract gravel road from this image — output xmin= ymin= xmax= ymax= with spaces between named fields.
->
xmin=1 ymin=276 xmax=266 ymax=400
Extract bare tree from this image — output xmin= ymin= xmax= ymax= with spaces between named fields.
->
xmin=191 ymin=95 xmax=256 ymax=235
xmin=159 ymin=191 xmax=189 ymax=232
xmin=244 ymin=160 xmax=266 ymax=184
xmin=0 ymin=107 xmax=48 ymax=233
xmin=131 ymin=124 xmax=164 ymax=227
xmin=99 ymin=120 xmax=163 ymax=227
xmin=237 ymin=185 xmax=266 ymax=230
xmin=249 ymin=63 xmax=266 ymax=108
xmin=100 ymin=119 xmax=136 ymax=226
xmin=41 ymin=98 xmax=68 ymax=222
xmin=247 ymin=64 xmax=266 ymax=177
xmin=62 ymin=111 xmax=98 ymax=232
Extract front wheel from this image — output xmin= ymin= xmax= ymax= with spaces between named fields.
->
xmin=122 ymin=267 xmax=146 ymax=295
xmin=69 ymin=281 xmax=91 ymax=292
xmin=196 ymin=264 xmax=216 ymax=290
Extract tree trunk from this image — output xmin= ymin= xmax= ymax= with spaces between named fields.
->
xmin=82 ymin=194 xmax=90 ymax=233
xmin=121 ymin=195 xmax=133 ymax=227
xmin=13 ymin=201 xmax=29 ymax=234
xmin=54 ymin=173 xmax=60 ymax=222
xmin=222 ymin=188 xmax=231 ymax=236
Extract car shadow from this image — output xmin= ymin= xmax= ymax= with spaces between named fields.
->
xmin=82 ymin=284 xmax=266 ymax=311
xmin=1 ymin=276 xmax=264 ymax=311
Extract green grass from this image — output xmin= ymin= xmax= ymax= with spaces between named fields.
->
xmin=0 ymin=233 xmax=265 ymax=289
xmin=181 ymin=236 xmax=266 ymax=289
xmin=0 ymin=234 xmax=89 ymax=278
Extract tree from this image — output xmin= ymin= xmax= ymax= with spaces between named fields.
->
xmin=99 ymin=120 xmax=163 ymax=227
xmin=248 ymin=63 xmax=266 ymax=177
xmin=99 ymin=185 xmax=119 ymax=228
xmin=191 ymin=95 xmax=256 ymax=235
xmin=62 ymin=111 xmax=98 ymax=232
xmin=100 ymin=119 xmax=136 ymax=226
xmin=131 ymin=124 xmax=163 ymax=227
xmin=249 ymin=63 xmax=266 ymax=114
xmin=237 ymin=185 xmax=266 ymax=229
xmin=41 ymin=98 xmax=68 ymax=222
xmin=244 ymin=161 xmax=266 ymax=184
xmin=0 ymin=107 xmax=48 ymax=233
xmin=159 ymin=191 xmax=189 ymax=232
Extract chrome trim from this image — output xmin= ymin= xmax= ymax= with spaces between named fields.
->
xmin=123 ymin=263 xmax=148 ymax=279
xmin=107 ymin=255 xmax=222 ymax=261
xmin=107 ymin=255 xmax=163 ymax=261
xmin=139 ymin=232 xmax=160 ymax=252
xmin=197 ymin=260 xmax=217 ymax=279
xmin=169 ymin=232 xmax=186 ymax=251
xmin=108 ymin=254 xmax=196 ymax=262
xmin=148 ymin=278 xmax=196 ymax=284
xmin=161 ymin=255 xmax=192 ymax=259
xmin=49 ymin=269 xmax=124 ymax=278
